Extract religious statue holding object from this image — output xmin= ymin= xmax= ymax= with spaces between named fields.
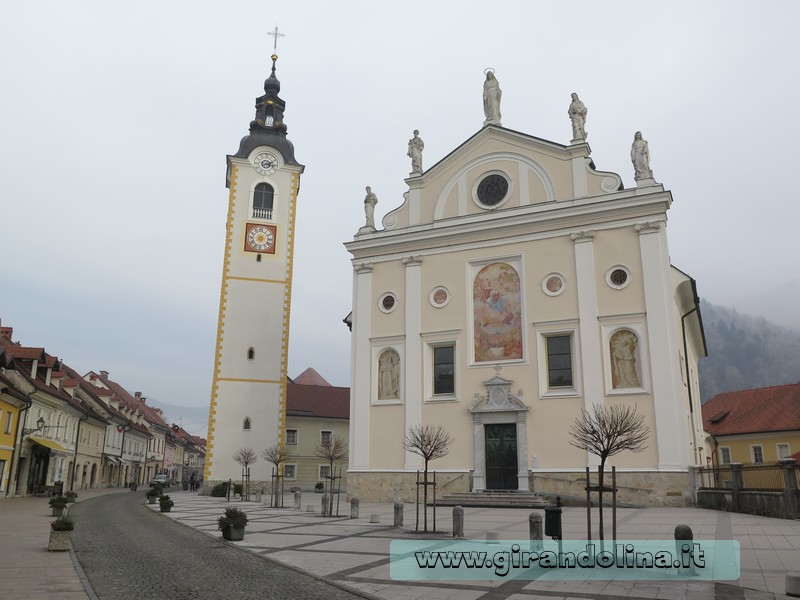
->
xmin=363 ymin=186 xmax=378 ymax=229
xmin=567 ymin=92 xmax=588 ymax=141
xmin=407 ymin=130 xmax=424 ymax=174
xmin=483 ymin=69 xmax=502 ymax=126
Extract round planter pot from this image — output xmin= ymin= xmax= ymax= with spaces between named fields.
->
xmin=51 ymin=506 xmax=64 ymax=517
xmin=160 ymin=506 xmax=172 ymax=513
xmin=147 ymin=497 xmax=157 ymax=504
xmin=221 ymin=525 xmax=245 ymax=541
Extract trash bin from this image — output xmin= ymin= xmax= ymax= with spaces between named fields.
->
xmin=544 ymin=505 xmax=562 ymax=539
xmin=53 ymin=481 xmax=64 ymax=496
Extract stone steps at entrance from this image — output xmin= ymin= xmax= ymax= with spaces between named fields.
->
xmin=435 ymin=491 xmax=552 ymax=508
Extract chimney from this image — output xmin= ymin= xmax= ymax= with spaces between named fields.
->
xmin=99 ymin=370 xmax=109 ymax=377
xmin=0 ymin=326 xmax=12 ymax=339
xmin=135 ymin=392 xmax=142 ymax=400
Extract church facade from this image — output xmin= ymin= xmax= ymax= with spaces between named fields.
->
xmin=345 ymin=78 xmax=707 ymax=506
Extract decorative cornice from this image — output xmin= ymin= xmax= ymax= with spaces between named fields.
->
xmin=353 ymin=262 xmax=374 ymax=273
xmin=634 ymin=221 xmax=663 ymax=235
xmin=569 ymin=230 xmax=595 ymax=243
xmin=401 ymin=255 xmax=423 ymax=266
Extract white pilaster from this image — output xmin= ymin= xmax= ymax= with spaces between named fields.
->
xmin=402 ymin=255 xmax=423 ymax=470
xmin=571 ymin=230 xmax=602 ymax=467
xmin=350 ymin=262 xmax=373 ymax=470
xmin=636 ymin=221 xmax=688 ymax=469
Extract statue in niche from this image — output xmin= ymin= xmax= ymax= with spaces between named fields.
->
xmin=363 ymin=186 xmax=378 ymax=229
xmin=483 ymin=70 xmax=502 ymax=126
xmin=407 ymin=130 xmax=424 ymax=174
xmin=611 ymin=330 xmax=641 ymax=388
xmin=567 ymin=92 xmax=588 ymax=141
xmin=378 ymin=349 xmax=400 ymax=399
xmin=630 ymin=131 xmax=653 ymax=180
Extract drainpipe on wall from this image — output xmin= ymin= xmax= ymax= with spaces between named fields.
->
xmin=7 ymin=390 xmax=34 ymax=497
xmin=70 ymin=410 xmax=89 ymax=492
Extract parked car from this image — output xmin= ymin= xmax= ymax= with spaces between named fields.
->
xmin=150 ymin=474 xmax=170 ymax=487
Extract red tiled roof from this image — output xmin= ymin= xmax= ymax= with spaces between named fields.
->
xmin=286 ymin=382 xmax=349 ymax=419
xmin=87 ymin=371 xmax=169 ymax=428
xmin=293 ymin=368 xmax=332 ymax=387
xmin=3 ymin=346 xmax=45 ymax=360
xmin=702 ymin=382 xmax=800 ymax=436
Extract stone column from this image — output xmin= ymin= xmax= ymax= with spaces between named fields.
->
xmin=350 ymin=496 xmax=360 ymax=519
xmin=351 ymin=263 xmax=374 ymax=471
xmin=571 ymin=230 xmax=602 ymax=468
xmin=472 ymin=413 xmax=485 ymax=491
xmin=516 ymin=412 xmax=530 ymax=492
xmin=394 ymin=501 xmax=404 ymax=527
xmin=453 ymin=506 xmax=464 ymax=538
xmin=402 ymin=256 xmax=423 ymax=471
xmin=636 ymin=220 xmax=689 ymax=469
xmin=780 ymin=458 xmax=799 ymax=518
xmin=730 ymin=462 xmax=743 ymax=512
xmin=529 ymin=512 xmax=543 ymax=551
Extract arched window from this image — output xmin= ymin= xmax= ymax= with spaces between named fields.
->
xmin=243 ymin=417 xmax=251 ymax=430
xmin=247 ymin=347 xmax=255 ymax=360
xmin=253 ymin=183 xmax=274 ymax=219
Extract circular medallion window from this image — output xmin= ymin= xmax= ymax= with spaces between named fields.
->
xmin=542 ymin=273 xmax=566 ymax=296
xmin=379 ymin=292 xmax=398 ymax=313
xmin=429 ymin=286 xmax=450 ymax=308
xmin=606 ymin=266 xmax=631 ymax=290
xmin=474 ymin=172 xmax=510 ymax=207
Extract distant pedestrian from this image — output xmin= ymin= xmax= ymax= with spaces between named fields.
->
xmin=189 ymin=473 xmax=196 ymax=491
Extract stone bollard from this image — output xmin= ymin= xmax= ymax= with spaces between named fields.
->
xmin=394 ymin=501 xmax=404 ymax=527
xmin=529 ymin=512 xmax=543 ymax=551
xmin=452 ymin=506 xmax=464 ymax=538
xmin=674 ymin=524 xmax=695 ymax=575
xmin=786 ymin=572 xmax=800 ymax=597
xmin=321 ymin=493 xmax=330 ymax=516
xmin=293 ymin=491 xmax=301 ymax=510
xmin=370 ymin=513 xmax=380 ymax=523
xmin=486 ymin=531 xmax=499 ymax=544
xmin=350 ymin=497 xmax=360 ymax=519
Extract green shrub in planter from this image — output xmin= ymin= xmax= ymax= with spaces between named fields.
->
xmin=159 ymin=495 xmax=174 ymax=512
xmin=218 ymin=507 xmax=248 ymax=541
xmin=314 ymin=482 xmax=324 ymax=493
xmin=65 ymin=491 xmax=78 ymax=503
xmin=233 ymin=483 xmax=243 ymax=496
xmin=210 ymin=483 xmax=227 ymax=497
xmin=50 ymin=516 xmax=74 ymax=531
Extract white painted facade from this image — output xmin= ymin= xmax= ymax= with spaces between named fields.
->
xmin=345 ymin=125 xmax=708 ymax=505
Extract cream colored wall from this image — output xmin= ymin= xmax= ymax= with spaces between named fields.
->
xmin=715 ymin=431 xmax=800 ymax=464
xmin=284 ymin=416 xmax=349 ymax=488
xmin=593 ymin=228 xmax=646 ymax=316
xmin=368 ymin=404 xmax=405 ymax=467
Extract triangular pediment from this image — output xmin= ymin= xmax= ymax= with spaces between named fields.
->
xmin=380 ymin=125 xmax=622 ymax=231
xmin=469 ymin=373 xmax=528 ymax=413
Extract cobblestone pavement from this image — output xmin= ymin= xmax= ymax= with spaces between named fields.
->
xmin=69 ymin=491 xmax=370 ymax=600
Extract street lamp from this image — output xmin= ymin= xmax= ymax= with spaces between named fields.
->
xmin=22 ymin=417 xmax=66 ymax=436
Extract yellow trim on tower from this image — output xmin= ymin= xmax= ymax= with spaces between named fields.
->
xmin=227 ymin=276 xmax=288 ymax=284
xmin=276 ymin=170 xmax=301 ymax=449
xmin=204 ymin=163 xmax=239 ymax=481
xmin=217 ymin=377 xmax=282 ymax=384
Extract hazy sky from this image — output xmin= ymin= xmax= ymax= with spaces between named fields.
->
xmin=2 ymin=1 xmax=799 ymax=424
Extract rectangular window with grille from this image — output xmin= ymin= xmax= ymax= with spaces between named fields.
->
xmin=433 ymin=345 xmax=455 ymax=395
xmin=286 ymin=429 xmax=298 ymax=445
xmin=751 ymin=445 xmax=764 ymax=464
xmin=319 ymin=465 xmax=331 ymax=480
xmin=546 ymin=335 xmax=573 ymax=388
xmin=719 ymin=447 xmax=731 ymax=464
xmin=283 ymin=464 xmax=296 ymax=480
xmin=320 ymin=430 xmax=332 ymax=445
xmin=777 ymin=443 xmax=791 ymax=460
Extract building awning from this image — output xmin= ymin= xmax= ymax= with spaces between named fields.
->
xmin=29 ymin=436 xmax=71 ymax=454
xmin=103 ymin=455 xmax=121 ymax=465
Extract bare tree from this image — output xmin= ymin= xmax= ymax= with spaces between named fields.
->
xmin=262 ymin=443 xmax=288 ymax=506
xmin=569 ymin=404 xmax=649 ymax=540
xmin=402 ymin=425 xmax=454 ymax=532
xmin=314 ymin=436 xmax=348 ymax=477
xmin=232 ymin=447 xmax=258 ymax=499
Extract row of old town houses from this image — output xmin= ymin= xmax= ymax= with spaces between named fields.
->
xmin=0 ymin=321 xmax=205 ymax=497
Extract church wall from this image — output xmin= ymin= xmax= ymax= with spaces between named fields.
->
xmin=592 ymin=227 xmax=646 ymax=317
xmin=368 ymin=404 xmax=405 ymax=468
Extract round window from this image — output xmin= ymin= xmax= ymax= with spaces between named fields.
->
xmin=606 ymin=266 xmax=632 ymax=290
xmin=476 ymin=174 xmax=509 ymax=206
xmin=379 ymin=293 xmax=398 ymax=313
xmin=610 ymin=269 xmax=628 ymax=286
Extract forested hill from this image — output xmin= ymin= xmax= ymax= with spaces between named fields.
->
xmin=699 ymin=299 xmax=800 ymax=402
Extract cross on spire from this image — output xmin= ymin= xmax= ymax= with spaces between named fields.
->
xmin=267 ymin=25 xmax=285 ymax=53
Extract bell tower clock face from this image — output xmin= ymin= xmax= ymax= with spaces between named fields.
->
xmin=253 ymin=151 xmax=279 ymax=175
xmin=244 ymin=223 xmax=276 ymax=253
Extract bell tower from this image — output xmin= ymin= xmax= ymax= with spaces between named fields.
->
xmin=205 ymin=48 xmax=304 ymax=483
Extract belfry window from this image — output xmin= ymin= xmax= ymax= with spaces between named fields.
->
xmin=253 ymin=183 xmax=274 ymax=219
xmin=243 ymin=417 xmax=251 ymax=430
xmin=247 ymin=347 xmax=255 ymax=360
